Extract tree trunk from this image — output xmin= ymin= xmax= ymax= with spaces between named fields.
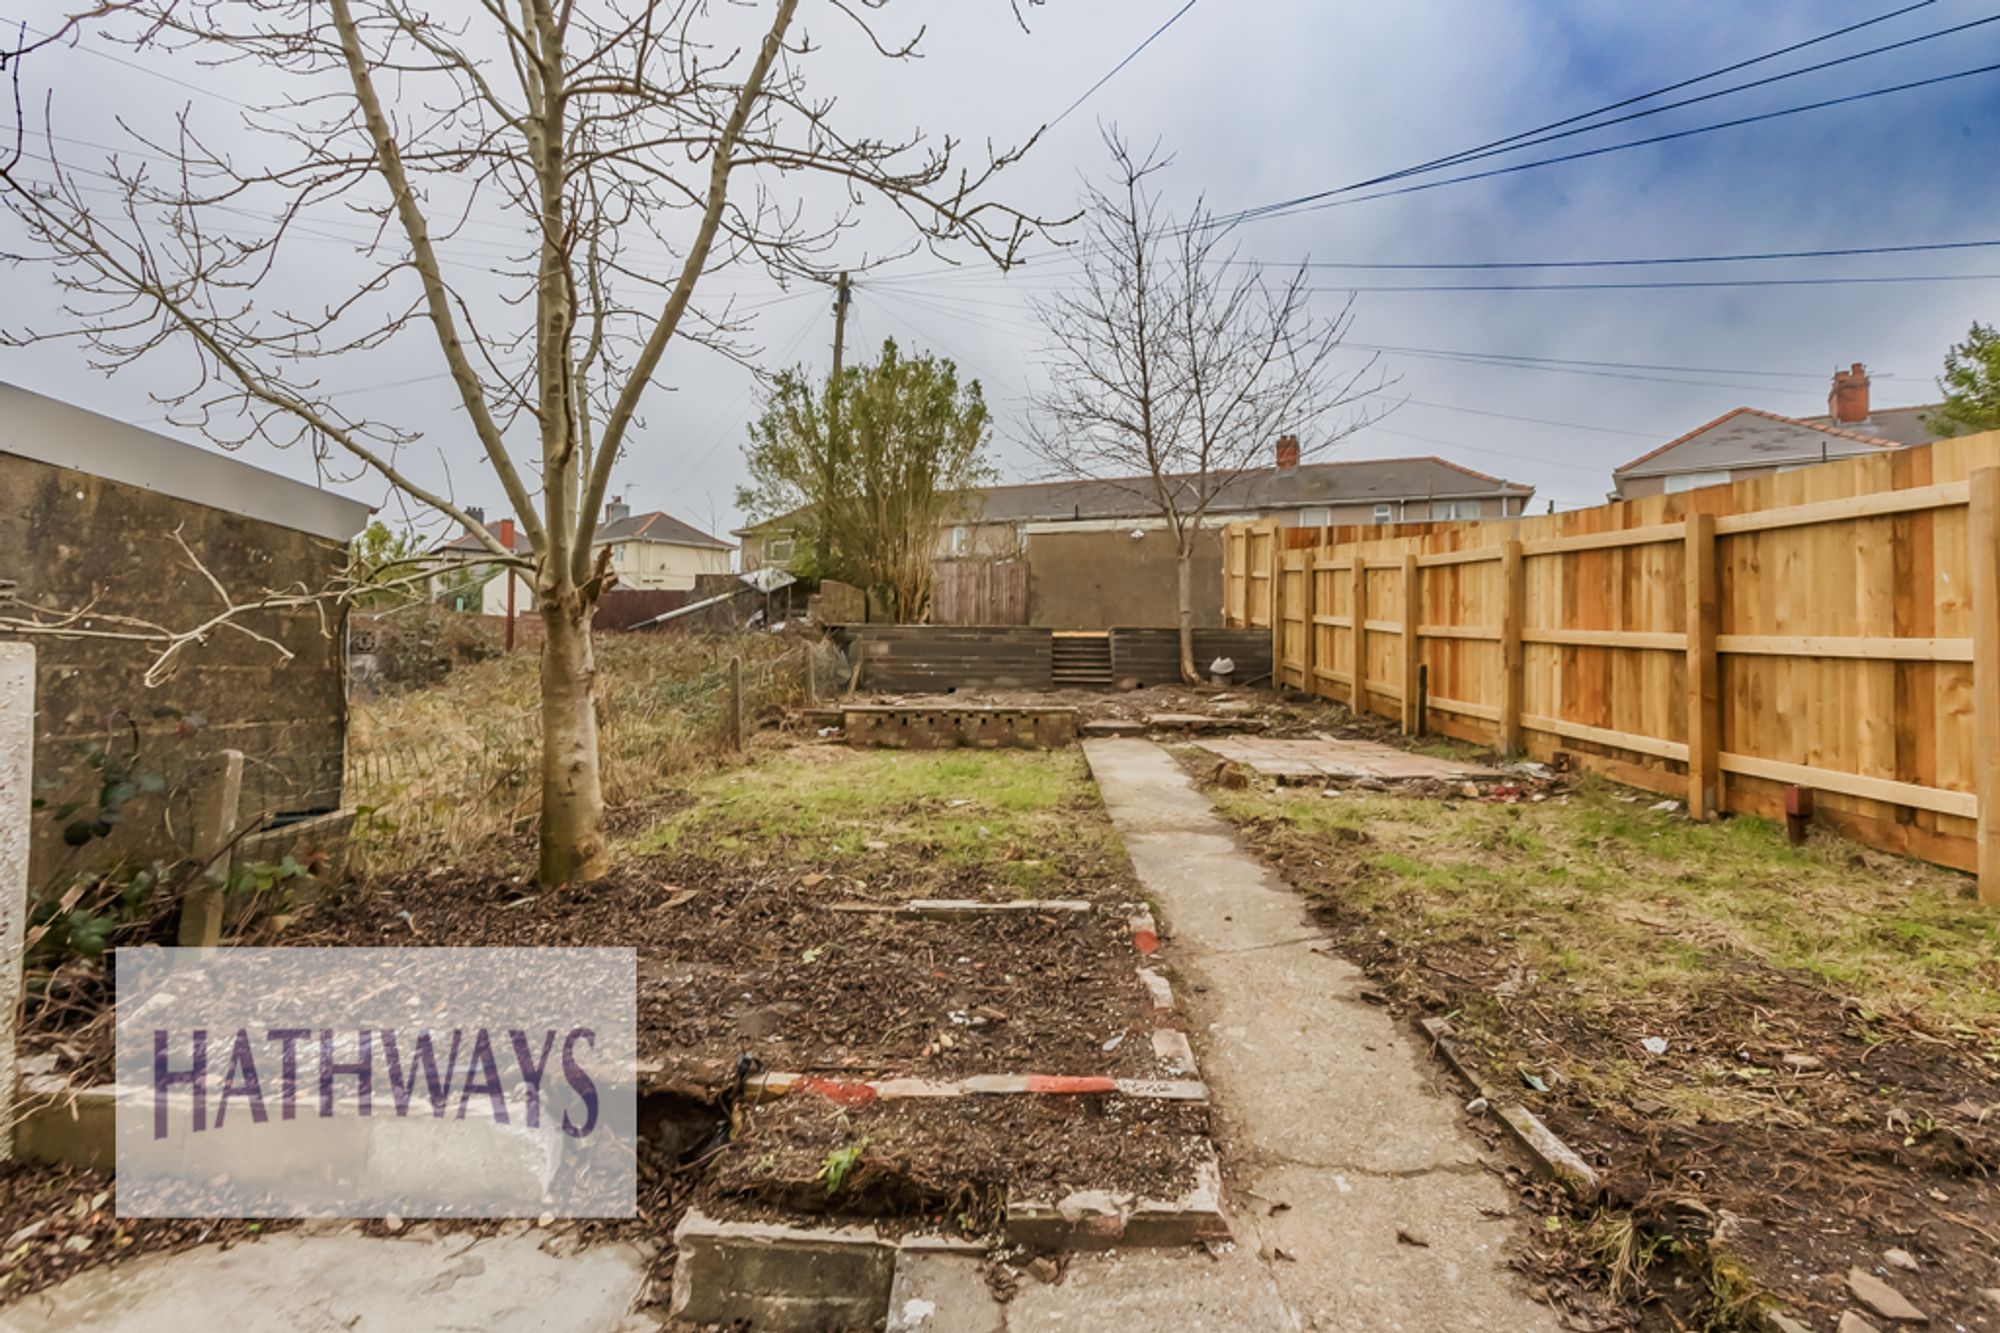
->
xmin=538 ymin=591 xmax=608 ymax=885
xmin=1177 ymin=550 xmax=1198 ymax=685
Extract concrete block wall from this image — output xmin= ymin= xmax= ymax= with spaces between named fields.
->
xmin=843 ymin=706 xmax=1077 ymax=750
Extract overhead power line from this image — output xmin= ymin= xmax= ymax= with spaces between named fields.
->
xmin=1336 ymin=0 xmax=1942 ymax=192
xmin=1046 ymin=0 xmax=1202 ymax=129
xmin=867 ymin=236 xmax=2000 ymax=288
xmin=1230 ymin=60 xmax=2000 ymax=224
xmin=1326 ymin=10 xmax=2000 ymax=196
xmin=1342 ymin=341 xmax=1900 ymax=383
xmin=1239 ymin=237 xmax=2000 ymax=272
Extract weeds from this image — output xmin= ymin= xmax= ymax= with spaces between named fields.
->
xmin=346 ymin=631 xmax=809 ymax=873
xmin=819 ymin=1139 xmax=869 ymax=1196
xmin=1218 ymin=776 xmax=2000 ymax=1038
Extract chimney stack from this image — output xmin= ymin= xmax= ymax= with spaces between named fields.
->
xmin=1276 ymin=434 xmax=1301 ymax=470
xmin=464 ymin=505 xmax=485 ymax=530
xmin=604 ymin=495 xmax=631 ymax=524
xmin=1829 ymin=362 xmax=1871 ymax=426
xmin=495 ymin=518 xmax=516 ymax=551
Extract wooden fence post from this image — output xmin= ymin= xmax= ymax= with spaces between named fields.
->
xmin=1684 ymin=513 xmax=1721 ymax=820
xmin=728 ymin=655 xmax=745 ymax=752
xmin=1969 ymin=468 xmax=2000 ymax=903
xmin=1400 ymin=553 xmax=1421 ymax=735
xmin=1349 ymin=552 xmax=1367 ymax=710
xmin=1263 ymin=525 xmax=1282 ymax=691
xmin=1300 ymin=548 xmax=1319 ymax=696
xmin=179 ymin=748 xmax=245 ymax=948
xmin=1498 ymin=539 xmax=1525 ymax=757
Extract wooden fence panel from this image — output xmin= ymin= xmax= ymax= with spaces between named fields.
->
xmin=1219 ymin=430 xmax=2000 ymax=898
xmin=930 ymin=559 xmax=1028 ymax=626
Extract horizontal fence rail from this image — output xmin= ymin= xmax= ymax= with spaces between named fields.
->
xmin=1224 ymin=429 xmax=2000 ymax=902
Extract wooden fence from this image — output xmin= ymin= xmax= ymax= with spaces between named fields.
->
xmin=1223 ymin=429 xmax=2000 ymax=902
xmin=930 ymin=558 xmax=1029 ymax=626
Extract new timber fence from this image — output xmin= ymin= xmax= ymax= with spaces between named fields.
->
xmin=1221 ymin=429 xmax=2000 ymax=902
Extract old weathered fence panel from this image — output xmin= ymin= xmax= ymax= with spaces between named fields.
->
xmin=930 ymin=559 xmax=1029 ymax=626
xmin=1224 ymin=430 xmax=2000 ymax=900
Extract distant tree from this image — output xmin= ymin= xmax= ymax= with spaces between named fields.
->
xmin=1927 ymin=322 xmax=2000 ymax=437
xmin=1027 ymin=133 xmax=1385 ymax=682
xmin=346 ymin=521 xmax=423 ymax=608
xmin=739 ymin=338 xmax=993 ymax=620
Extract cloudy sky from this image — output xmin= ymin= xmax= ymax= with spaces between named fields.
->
xmin=3 ymin=0 xmax=1997 ymax=540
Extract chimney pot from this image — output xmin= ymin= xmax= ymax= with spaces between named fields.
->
xmin=1829 ymin=362 xmax=1871 ymax=426
xmin=1276 ymin=434 xmax=1301 ymax=470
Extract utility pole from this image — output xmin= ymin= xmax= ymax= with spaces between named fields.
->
xmin=817 ymin=271 xmax=852 ymax=571
xmin=830 ymin=271 xmax=852 ymax=388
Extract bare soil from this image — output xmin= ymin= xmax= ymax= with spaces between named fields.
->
xmin=298 ymin=855 xmax=1168 ymax=1085
xmin=701 ymin=1096 xmax=1211 ymax=1236
xmin=1196 ymin=745 xmax=2000 ymax=1331
xmin=3 ymin=741 xmax=1207 ymax=1309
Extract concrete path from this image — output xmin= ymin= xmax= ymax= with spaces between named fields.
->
xmin=0 ymin=1226 xmax=657 ymax=1332
xmin=1077 ymin=737 xmax=1557 ymax=1333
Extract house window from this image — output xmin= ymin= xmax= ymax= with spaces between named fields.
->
xmin=1296 ymin=506 xmax=1332 ymax=528
xmin=950 ymin=525 xmax=970 ymax=556
xmin=1372 ymin=503 xmax=1393 ymax=526
xmin=1432 ymin=500 xmax=1480 ymax=521
xmin=766 ymin=533 xmax=795 ymax=563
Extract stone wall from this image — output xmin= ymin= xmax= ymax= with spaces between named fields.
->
xmin=0 ymin=451 xmax=352 ymax=888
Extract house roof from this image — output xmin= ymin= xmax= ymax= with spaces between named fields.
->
xmin=1796 ymin=403 xmax=1945 ymax=448
xmin=596 ymin=510 xmax=732 ymax=550
xmin=734 ymin=455 xmax=1533 ymax=534
xmin=0 ymin=381 xmax=375 ymax=542
xmin=438 ymin=510 xmax=731 ymax=554
xmin=1613 ymin=407 xmax=1904 ymax=480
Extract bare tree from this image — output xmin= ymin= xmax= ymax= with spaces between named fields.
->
xmin=1027 ymin=133 xmax=1385 ymax=683
xmin=1 ymin=0 xmax=1052 ymax=884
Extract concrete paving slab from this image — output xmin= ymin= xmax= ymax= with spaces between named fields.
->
xmin=1004 ymin=1249 xmax=1298 ymax=1332
xmin=0 ymin=1226 xmax=656 ymax=1332
xmin=887 ymin=1249 xmax=1006 ymax=1333
xmin=1195 ymin=736 xmax=1502 ymax=782
xmin=1239 ymin=1163 xmax=1551 ymax=1333
xmin=1194 ymin=940 xmax=1476 ymax=1175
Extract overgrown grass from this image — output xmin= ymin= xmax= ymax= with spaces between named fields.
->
xmin=635 ymin=748 xmax=1118 ymax=895
xmin=1214 ymin=775 xmax=2000 ymax=1113
xmin=347 ymin=630 xmax=808 ymax=872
